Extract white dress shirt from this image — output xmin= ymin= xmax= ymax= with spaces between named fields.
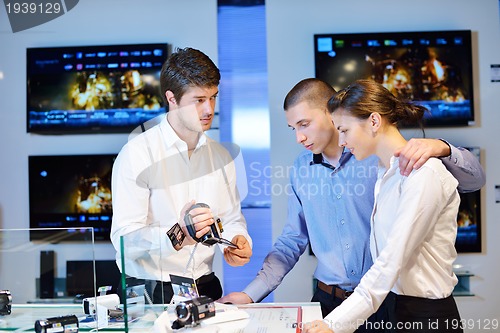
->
xmin=110 ymin=116 xmax=250 ymax=281
xmin=325 ymin=156 xmax=460 ymax=333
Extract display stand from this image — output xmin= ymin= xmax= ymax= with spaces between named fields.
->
xmin=453 ymin=272 xmax=475 ymax=297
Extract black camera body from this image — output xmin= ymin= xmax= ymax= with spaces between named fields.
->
xmin=34 ymin=315 xmax=79 ymax=333
xmin=0 ymin=290 xmax=12 ymax=316
xmin=173 ymin=296 xmax=215 ymax=328
xmin=184 ymin=203 xmax=225 ymax=246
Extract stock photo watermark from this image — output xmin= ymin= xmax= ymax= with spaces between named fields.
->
xmin=247 ymin=161 xmax=377 ymax=200
xmin=3 ymin=0 xmax=79 ymax=33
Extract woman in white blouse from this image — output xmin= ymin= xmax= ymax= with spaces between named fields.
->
xmin=306 ymin=79 xmax=463 ymax=333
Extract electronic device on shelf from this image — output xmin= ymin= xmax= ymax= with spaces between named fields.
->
xmin=29 ymin=154 xmax=116 ymax=242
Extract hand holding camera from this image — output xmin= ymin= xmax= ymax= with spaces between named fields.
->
xmin=181 ymin=202 xmax=216 ymax=243
xmin=168 ymin=200 xmax=211 ymax=250
xmin=183 ymin=202 xmax=237 ymax=248
xmin=168 ymin=201 xmax=238 ymax=251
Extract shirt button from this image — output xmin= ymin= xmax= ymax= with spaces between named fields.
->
xmin=346 ymin=244 xmax=350 ymax=250
xmin=337 ymin=194 xmax=342 ymax=199
xmin=351 ymin=270 xmax=355 ymax=275
xmin=341 ymin=219 xmax=345 ymax=225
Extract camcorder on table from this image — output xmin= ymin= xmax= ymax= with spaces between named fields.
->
xmin=171 ymin=296 xmax=215 ymax=329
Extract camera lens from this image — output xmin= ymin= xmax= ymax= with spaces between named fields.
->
xmin=175 ymin=304 xmax=191 ymax=322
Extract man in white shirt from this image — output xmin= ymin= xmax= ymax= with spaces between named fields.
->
xmin=111 ymin=47 xmax=252 ymax=304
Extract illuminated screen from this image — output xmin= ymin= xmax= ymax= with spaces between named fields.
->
xmin=27 ymin=43 xmax=169 ymax=134
xmin=29 ymin=154 xmax=116 ymax=241
xmin=455 ymin=147 xmax=482 ymax=253
xmin=314 ymin=30 xmax=474 ymax=127
xmin=456 ymin=190 xmax=481 ymax=253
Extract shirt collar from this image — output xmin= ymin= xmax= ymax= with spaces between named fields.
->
xmin=378 ymin=155 xmax=400 ymax=180
xmin=160 ymin=115 xmax=208 ymax=150
xmin=309 ymin=148 xmax=352 ymax=170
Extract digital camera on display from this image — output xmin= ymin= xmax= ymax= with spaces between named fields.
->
xmin=82 ymin=293 xmax=120 ymax=315
xmin=184 ymin=203 xmax=237 ymax=248
xmin=34 ymin=315 xmax=79 ymax=333
xmin=0 ymin=290 xmax=12 ymax=316
xmin=172 ymin=296 xmax=215 ymax=329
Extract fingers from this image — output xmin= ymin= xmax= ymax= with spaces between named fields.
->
xmin=217 ymin=292 xmax=253 ymax=304
xmin=192 ymin=214 xmax=215 ymax=239
xmin=303 ymin=320 xmax=333 ymax=333
xmin=224 ymin=249 xmax=251 ymax=266
xmin=397 ymin=138 xmax=453 ymax=176
xmin=223 ymin=236 xmax=252 ymax=266
xmin=396 ymin=138 xmax=429 ymax=176
xmin=184 ymin=204 xmax=216 ymax=239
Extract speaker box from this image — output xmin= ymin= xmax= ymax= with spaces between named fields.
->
xmin=40 ymin=250 xmax=55 ymax=298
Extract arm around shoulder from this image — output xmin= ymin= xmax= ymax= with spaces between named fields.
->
xmin=440 ymin=141 xmax=486 ymax=193
xmin=394 ymin=138 xmax=485 ymax=192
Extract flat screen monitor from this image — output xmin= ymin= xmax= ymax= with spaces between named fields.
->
xmin=455 ymin=146 xmax=482 ymax=253
xmin=314 ymin=30 xmax=474 ymax=127
xmin=27 ymin=43 xmax=169 ymax=134
xmin=456 ymin=190 xmax=481 ymax=253
xmin=29 ymin=154 xmax=116 ymax=241
xmin=66 ymin=260 xmax=121 ymax=297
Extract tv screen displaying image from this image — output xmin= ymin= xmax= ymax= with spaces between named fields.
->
xmin=29 ymin=154 xmax=117 ymax=241
xmin=27 ymin=43 xmax=169 ymax=134
xmin=456 ymin=190 xmax=481 ymax=253
xmin=455 ymin=146 xmax=482 ymax=253
xmin=314 ymin=30 xmax=474 ymax=127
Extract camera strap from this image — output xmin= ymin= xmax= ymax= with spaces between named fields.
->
xmin=181 ymin=243 xmax=199 ymax=284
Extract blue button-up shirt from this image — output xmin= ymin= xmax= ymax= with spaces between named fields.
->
xmin=245 ymin=150 xmax=378 ymax=300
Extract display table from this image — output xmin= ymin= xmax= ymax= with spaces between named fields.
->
xmin=153 ymin=302 xmax=322 ymax=333
xmin=0 ymin=302 xmax=322 ymax=332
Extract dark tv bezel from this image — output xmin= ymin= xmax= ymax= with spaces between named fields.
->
xmin=66 ymin=260 xmax=121 ymax=297
xmin=26 ymin=42 xmax=169 ymax=135
xmin=454 ymin=146 xmax=482 ymax=253
xmin=314 ymin=30 xmax=474 ymax=127
xmin=28 ymin=153 xmax=117 ymax=242
xmin=455 ymin=189 xmax=481 ymax=253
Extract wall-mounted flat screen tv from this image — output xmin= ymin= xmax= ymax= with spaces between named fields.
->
xmin=455 ymin=146 xmax=482 ymax=253
xmin=27 ymin=43 xmax=169 ymax=134
xmin=314 ymin=30 xmax=474 ymax=127
xmin=29 ymin=154 xmax=116 ymax=241
xmin=456 ymin=190 xmax=481 ymax=253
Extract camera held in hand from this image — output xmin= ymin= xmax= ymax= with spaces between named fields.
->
xmin=172 ymin=296 xmax=215 ymax=329
xmin=184 ymin=203 xmax=237 ymax=248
